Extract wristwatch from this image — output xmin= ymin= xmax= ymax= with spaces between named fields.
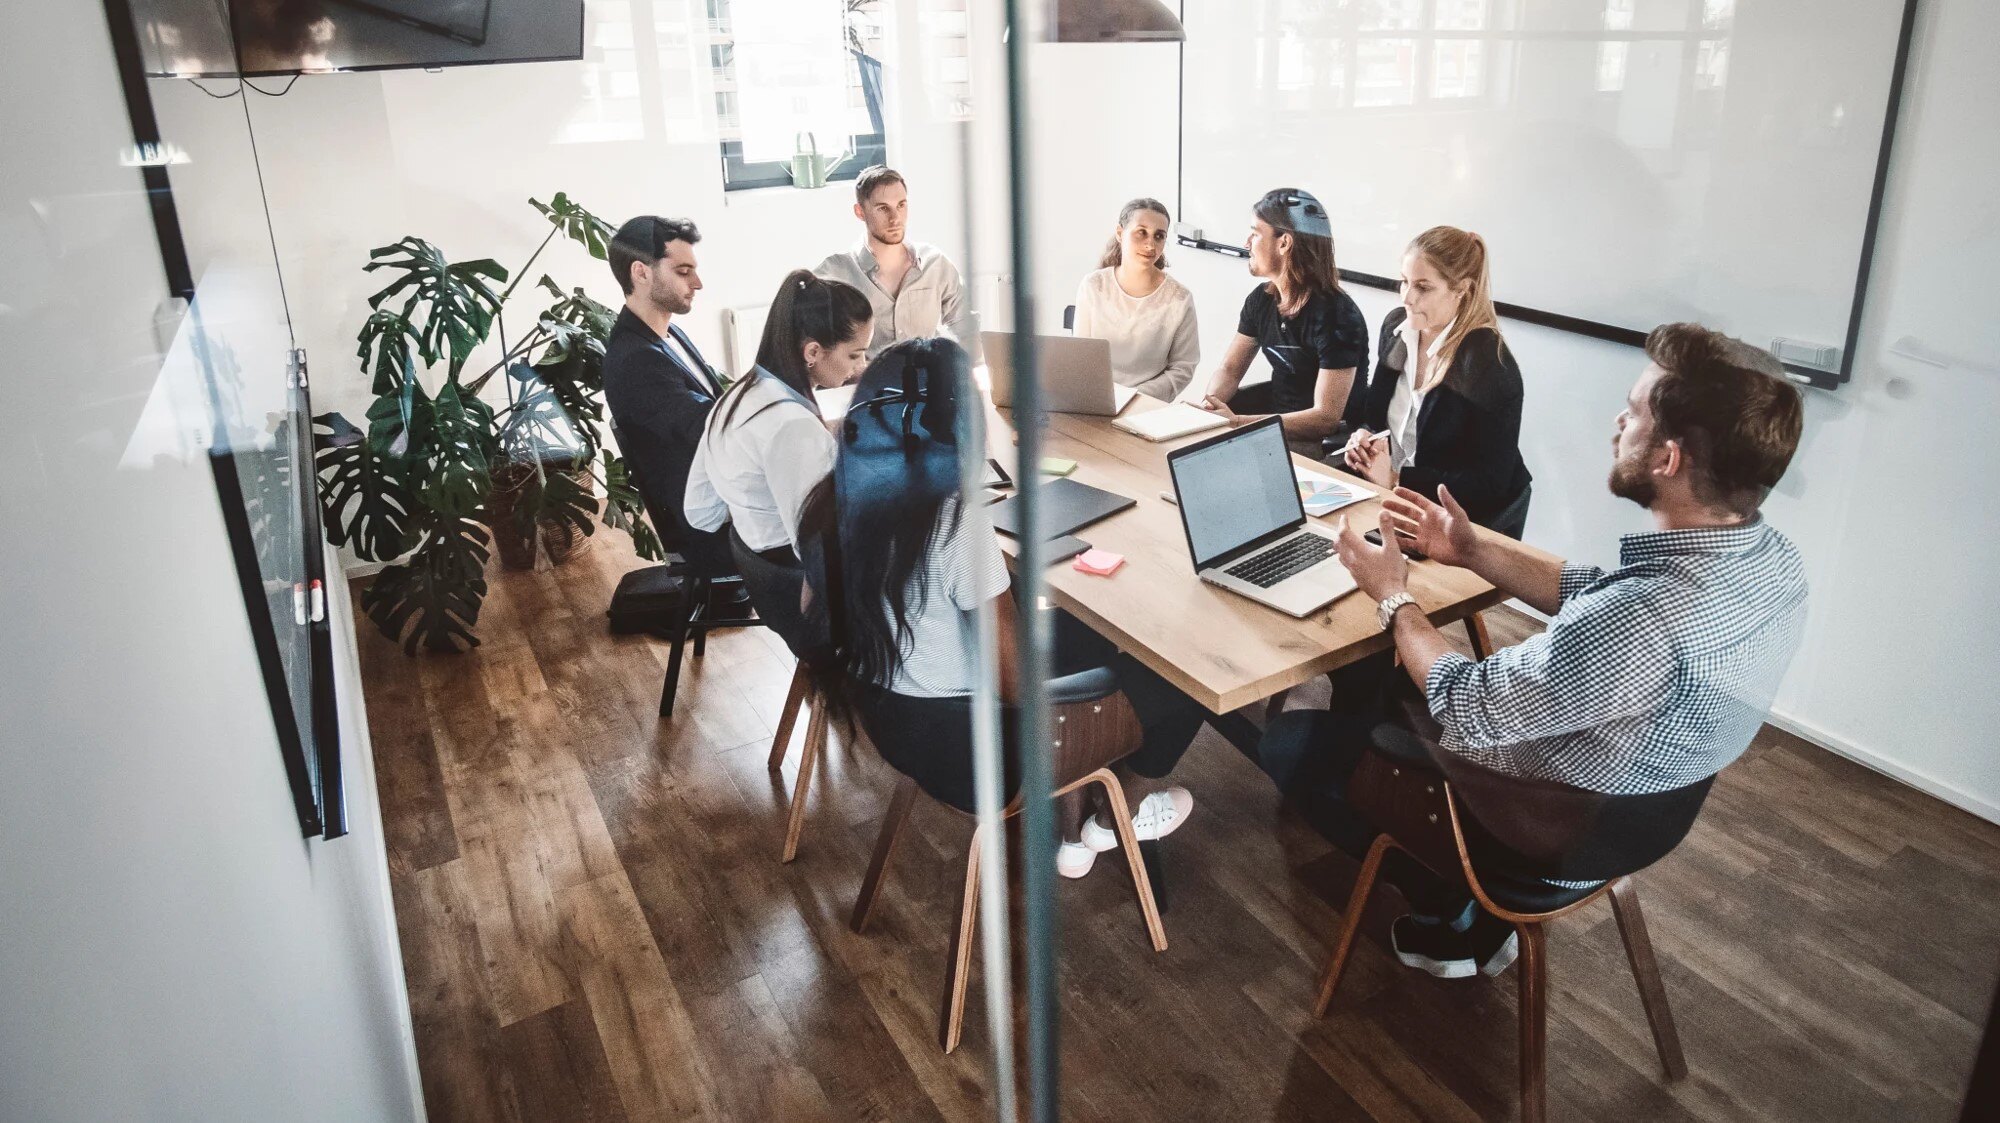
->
xmin=1377 ymin=591 xmax=1418 ymax=632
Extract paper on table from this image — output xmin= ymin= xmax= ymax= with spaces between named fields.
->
xmin=1294 ymin=468 xmax=1368 ymax=516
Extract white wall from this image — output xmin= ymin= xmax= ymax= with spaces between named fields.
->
xmin=1015 ymin=0 xmax=2000 ymax=820
xmin=0 ymin=4 xmax=422 ymax=1120
xmin=153 ymin=0 xmax=981 ymax=428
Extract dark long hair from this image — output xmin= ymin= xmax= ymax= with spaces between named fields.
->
xmin=796 ymin=337 xmax=973 ymax=693
xmin=711 ymin=269 xmax=872 ymax=432
xmin=1254 ymin=187 xmax=1341 ymax=309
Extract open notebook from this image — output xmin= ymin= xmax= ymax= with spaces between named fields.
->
xmin=1113 ymin=401 xmax=1231 ymax=442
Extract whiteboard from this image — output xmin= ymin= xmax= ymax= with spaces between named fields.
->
xmin=1178 ymin=0 xmax=1914 ymax=382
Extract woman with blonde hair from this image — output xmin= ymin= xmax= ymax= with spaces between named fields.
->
xmin=1071 ymin=197 xmax=1200 ymax=401
xmin=1342 ymin=225 xmax=1531 ymax=536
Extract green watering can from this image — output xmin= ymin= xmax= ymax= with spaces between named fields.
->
xmin=788 ymin=132 xmax=850 ymax=189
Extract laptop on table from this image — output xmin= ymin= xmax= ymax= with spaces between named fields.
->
xmin=983 ymin=331 xmax=1139 ymax=416
xmin=1167 ymin=415 xmax=1359 ymax=617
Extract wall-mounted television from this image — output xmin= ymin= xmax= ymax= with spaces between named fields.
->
xmin=133 ymin=0 xmax=585 ymax=78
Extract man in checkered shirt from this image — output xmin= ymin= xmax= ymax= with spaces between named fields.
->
xmin=1260 ymin=322 xmax=1807 ymax=978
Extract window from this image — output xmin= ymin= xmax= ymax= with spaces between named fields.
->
xmin=709 ymin=0 xmax=889 ymax=192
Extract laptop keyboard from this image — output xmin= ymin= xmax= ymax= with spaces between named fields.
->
xmin=1223 ymin=533 xmax=1336 ymax=589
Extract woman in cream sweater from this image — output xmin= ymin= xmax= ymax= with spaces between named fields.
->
xmin=1072 ymin=197 xmax=1200 ymax=401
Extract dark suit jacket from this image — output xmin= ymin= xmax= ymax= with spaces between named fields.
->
xmin=1355 ymin=307 xmax=1531 ymax=528
xmin=602 ymin=307 xmax=734 ymax=573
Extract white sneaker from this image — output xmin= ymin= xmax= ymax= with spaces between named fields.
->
xmin=1080 ymin=787 xmax=1194 ymax=853
xmin=1057 ymin=840 xmax=1098 ymax=879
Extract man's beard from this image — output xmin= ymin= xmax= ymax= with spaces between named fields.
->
xmin=650 ymin=279 xmax=692 ymax=316
xmin=872 ymin=227 xmax=905 ymax=245
xmin=1608 ymin=452 xmax=1656 ymax=508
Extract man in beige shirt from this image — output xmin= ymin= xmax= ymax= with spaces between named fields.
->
xmin=813 ymin=165 xmax=977 ymax=360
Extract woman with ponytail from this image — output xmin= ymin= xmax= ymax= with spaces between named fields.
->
xmin=1071 ymin=197 xmax=1200 ymax=401
xmin=796 ymin=338 xmax=1206 ymax=879
xmin=1341 ymin=226 xmax=1531 ymax=535
xmin=683 ymin=269 xmax=875 ymax=562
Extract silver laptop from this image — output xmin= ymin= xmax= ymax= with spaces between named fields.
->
xmin=982 ymin=331 xmax=1139 ymax=416
xmin=1167 ymin=416 xmax=1358 ymax=617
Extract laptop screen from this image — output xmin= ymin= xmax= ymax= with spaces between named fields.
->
xmin=1169 ymin=417 xmax=1305 ymax=569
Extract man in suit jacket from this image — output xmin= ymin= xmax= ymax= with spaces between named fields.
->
xmin=602 ymin=215 xmax=735 ymax=575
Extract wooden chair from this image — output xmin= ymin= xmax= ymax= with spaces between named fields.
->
xmin=1313 ymin=718 xmax=1710 ymax=1123
xmin=728 ymin=530 xmax=829 ymax=863
xmin=847 ymin=666 xmax=1168 ymax=1053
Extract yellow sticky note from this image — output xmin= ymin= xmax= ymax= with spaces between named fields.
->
xmin=1038 ymin=457 xmax=1077 ymax=476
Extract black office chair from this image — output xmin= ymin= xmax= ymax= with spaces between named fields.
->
xmin=1313 ymin=713 xmax=1707 ymax=1123
xmin=611 ymin=422 xmax=762 ymax=719
xmin=1062 ymin=304 xmax=1076 ymax=331
xmin=846 ymin=666 xmax=1168 ymax=1053
xmin=1464 ymin=483 xmax=1531 ymax=658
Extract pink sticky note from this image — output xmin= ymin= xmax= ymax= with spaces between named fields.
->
xmin=1073 ymin=548 xmax=1125 ymax=575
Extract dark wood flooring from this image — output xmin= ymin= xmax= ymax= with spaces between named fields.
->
xmin=357 ymin=533 xmax=2000 ymax=1121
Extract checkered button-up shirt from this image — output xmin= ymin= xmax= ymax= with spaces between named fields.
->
xmin=1424 ymin=519 xmax=1808 ymax=795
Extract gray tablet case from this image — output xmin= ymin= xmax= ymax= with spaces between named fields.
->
xmin=989 ymin=477 xmax=1135 ymax=541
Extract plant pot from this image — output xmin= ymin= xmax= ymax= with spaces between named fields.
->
xmin=486 ymin=460 xmax=596 ymax=570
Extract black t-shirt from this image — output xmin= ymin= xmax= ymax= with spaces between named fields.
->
xmin=1235 ymin=285 xmax=1370 ymax=417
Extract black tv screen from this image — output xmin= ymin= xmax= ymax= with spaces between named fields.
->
xmin=133 ymin=0 xmax=584 ymax=78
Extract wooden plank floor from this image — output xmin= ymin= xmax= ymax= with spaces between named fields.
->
xmin=357 ymin=533 xmax=2000 ymax=1121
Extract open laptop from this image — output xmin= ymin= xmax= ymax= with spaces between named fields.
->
xmin=982 ymin=331 xmax=1139 ymax=416
xmin=1167 ymin=415 xmax=1359 ymax=617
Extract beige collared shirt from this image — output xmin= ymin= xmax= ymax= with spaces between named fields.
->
xmin=814 ymin=238 xmax=978 ymax=360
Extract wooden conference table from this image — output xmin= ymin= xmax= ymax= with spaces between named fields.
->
xmin=988 ymin=395 xmax=1529 ymax=719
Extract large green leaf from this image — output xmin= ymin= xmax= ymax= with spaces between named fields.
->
xmin=530 ymin=192 xmax=614 ymax=260
xmin=314 ymin=409 xmax=419 ymax=562
xmin=500 ymin=371 xmax=599 ymax=465
xmin=355 ymin=310 xmax=419 ymax=396
xmin=361 ymin=515 xmax=492 ymax=654
xmin=601 ymin=451 xmax=664 ymax=562
xmin=364 ymin=237 xmax=507 ymax=369
xmin=420 ymin=382 xmax=497 ymax=519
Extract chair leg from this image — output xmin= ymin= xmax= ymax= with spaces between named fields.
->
xmin=1088 ymin=770 xmax=1168 ymax=953
xmin=850 ymin=776 xmax=919 ymax=934
xmin=1516 ymin=922 xmax=1550 ymax=1123
xmin=1609 ymin=877 xmax=1688 ymax=1081
xmin=1466 ymin=612 xmax=1493 ymax=659
xmin=939 ymin=823 xmax=985 ymax=1054
xmin=659 ymin=614 xmax=691 ymax=719
xmin=779 ymin=694 xmax=826 ymax=863
xmin=768 ymin=663 xmax=810 ymax=773
xmin=1312 ymin=834 xmax=1392 ymax=1017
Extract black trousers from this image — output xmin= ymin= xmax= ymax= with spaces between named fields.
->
xmin=1256 ymin=654 xmax=1482 ymax=920
xmin=864 ymin=611 xmax=1207 ymax=813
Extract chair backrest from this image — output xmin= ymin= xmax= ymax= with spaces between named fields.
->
xmin=843 ymin=669 xmax=1141 ymax=815
xmin=727 ymin=528 xmax=819 ymax=657
xmin=1483 ymin=484 xmax=1532 ymax=542
xmin=1062 ymin=304 xmax=1076 ymax=332
xmin=1431 ymin=748 xmax=1714 ymax=884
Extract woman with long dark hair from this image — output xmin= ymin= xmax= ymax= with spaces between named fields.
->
xmin=683 ymin=269 xmax=874 ymax=561
xmin=1196 ymin=188 xmax=1370 ymax=452
xmin=797 ymin=337 xmax=1206 ymax=879
xmin=1072 ymin=196 xmax=1200 ymax=401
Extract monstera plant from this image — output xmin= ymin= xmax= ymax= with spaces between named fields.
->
xmin=315 ymin=193 xmax=662 ymax=654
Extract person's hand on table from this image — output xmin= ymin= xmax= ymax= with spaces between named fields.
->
xmin=1198 ymin=394 xmax=1242 ymax=426
xmin=1343 ymin=428 xmax=1393 ymax=487
xmin=1382 ymin=484 xmax=1479 ymax=569
xmin=1336 ymin=509 xmax=1410 ymax=601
